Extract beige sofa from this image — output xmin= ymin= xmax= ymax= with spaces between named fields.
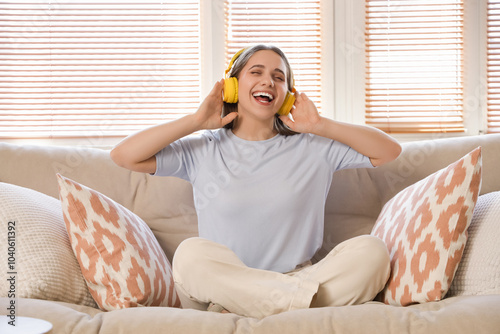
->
xmin=1 ymin=133 xmax=499 ymax=333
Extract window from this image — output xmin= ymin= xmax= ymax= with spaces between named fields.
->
xmin=365 ymin=0 xmax=465 ymax=134
xmin=1 ymin=0 xmax=330 ymax=145
xmin=5 ymin=1 xmax=492 ymax=144
xmin=488 ymin=0 xmax=500 ymax=133
xmin=0 ymin=0 xmax=201 ymax=143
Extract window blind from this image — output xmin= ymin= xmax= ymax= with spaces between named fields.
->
xmin=224 ymin=0 xmax=322 ymax=112
xmin=0 ymin=0 xmax=201 ymax=140
xmin=488 ymin=0 xmax=500 ymax=133
xmin=365 ymin=0 xmax=464 ymax=133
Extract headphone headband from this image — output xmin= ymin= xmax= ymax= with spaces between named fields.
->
xmin=225 ymin=48 xmax=247 ymax=77
xmin=225 ymin=47 xmax=295 ymax=89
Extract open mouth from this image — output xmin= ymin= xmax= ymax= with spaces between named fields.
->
xmin=252 ymin=91 xmax=275 ymax=104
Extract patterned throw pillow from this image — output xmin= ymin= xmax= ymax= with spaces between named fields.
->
xmin=57 ymin=174 xmax=181 ymax=310
xmin=371 ymin=148 xmax=482 ymax=306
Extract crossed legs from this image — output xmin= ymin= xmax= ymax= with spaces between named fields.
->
xmin=172 ymin=235 xmax=390 ymax=319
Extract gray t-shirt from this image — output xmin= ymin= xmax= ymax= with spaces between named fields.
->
xmin=155 ymin=128 xmax=373 ymax=273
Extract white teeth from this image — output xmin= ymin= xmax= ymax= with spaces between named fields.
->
xmin=252 ymin=91 xmax=274 ymax=101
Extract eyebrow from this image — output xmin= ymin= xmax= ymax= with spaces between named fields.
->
xmin=249 ymin=64 xmax=286 ymax=76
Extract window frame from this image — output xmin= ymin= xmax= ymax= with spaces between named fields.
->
xmin=2 ymin=0 xmax=488 ymax=146
xmin=343 ymin=0 xmax=488 ymax=142
xmin=2 ymin=0 xmax=334 ymax=147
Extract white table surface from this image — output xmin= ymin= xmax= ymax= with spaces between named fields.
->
xmin=0 ymin=316 xmax=53 ymax=334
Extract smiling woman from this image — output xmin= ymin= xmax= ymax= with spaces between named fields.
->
xmin=110 ymin=44 xmax=401 ymax=318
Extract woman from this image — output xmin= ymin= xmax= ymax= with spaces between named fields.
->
xmin=110 ymin=44 xmax=402 ymax=318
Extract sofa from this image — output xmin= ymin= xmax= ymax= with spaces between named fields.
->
xmin=0 ymin=133 xmax=499 ymax=334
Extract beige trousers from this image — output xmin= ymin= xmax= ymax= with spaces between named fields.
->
xmin=172 ymin=235 xmax=390 ymax=319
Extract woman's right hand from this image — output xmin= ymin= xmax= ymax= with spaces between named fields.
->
xmin=194 ymin=79 xmax=238 ymax=130
xmin=111 ymin=80 xmax=238 ymax=174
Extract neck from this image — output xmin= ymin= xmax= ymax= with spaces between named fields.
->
xmin=231 ymin=114 xmax=277 ymax=141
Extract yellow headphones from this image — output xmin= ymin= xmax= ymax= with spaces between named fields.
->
xmin=223 ymin=48 xmax=296 ymax=116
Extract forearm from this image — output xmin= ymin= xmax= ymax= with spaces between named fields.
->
xmin=110 ymin=114 xmax=201 ymax=171
xmin=312 ymin=117 xmax=402 ymax=166
xmin=110 ymin=80 xmax=236 ymax=173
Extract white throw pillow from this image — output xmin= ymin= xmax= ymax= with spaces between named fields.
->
xmin=448 ymin=191 xmax=500 ymax=296
xmin=0 ymin=182 xmax=96 ymax=307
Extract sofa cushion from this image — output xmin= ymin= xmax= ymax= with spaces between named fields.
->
xmin=0 ymin=182 xmax=96 ymax=307
xmin=448 ymin=190 xmax=500 ymax=296
xmin=371 ymin=148 xmax=482 ymax=306
xmin=57 ymin=174 xmax=181 ymax=311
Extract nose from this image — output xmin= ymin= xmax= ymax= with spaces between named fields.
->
xmin=261 ymin=74 xmax=274 ymax=87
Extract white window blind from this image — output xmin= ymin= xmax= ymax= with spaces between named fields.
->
xmin=488 ymin=0 xmax=500 ymax=133
xmin=0 ymin=0 xmax=201 ymax=140
xmin=365 ymin=0 xmax=464 ymax=133
xmin=224 ymin=0 xmax=322 ymax=112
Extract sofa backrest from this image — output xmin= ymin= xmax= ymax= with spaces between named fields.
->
xmin=1 ymin=133 xmax=499 ymax=262
xmin=317 ymin=133 xmax=500 ymax=260
xmin=0 ymin=142 xmax=196 ymax=262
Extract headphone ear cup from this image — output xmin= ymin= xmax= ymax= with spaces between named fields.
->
xmin=277 ymin=91 xmax=295 ymax=116
xmin=223 ymin=77 xmax=239 ymax=103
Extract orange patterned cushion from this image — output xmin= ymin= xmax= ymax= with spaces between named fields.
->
xmin=371 ymin=148 xmax=482 ymax=306
xmin=57 ymin=174 xmax=181 ymax=310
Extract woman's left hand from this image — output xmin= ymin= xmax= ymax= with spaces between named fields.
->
xmin=278 ymin=92 xmax=322 ymax=134
xmin=281 ymin=92 xmax=402 ymax=167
